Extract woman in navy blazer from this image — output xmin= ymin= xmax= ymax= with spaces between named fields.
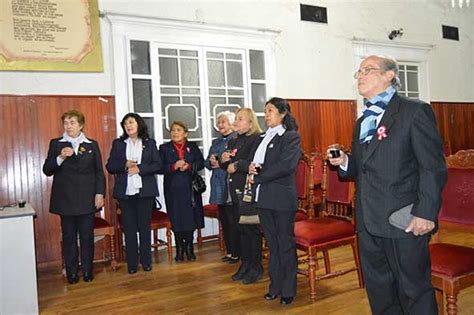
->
xmin=43 ymin=110 xmax=105 ymax=284
xmin=159 ymin=121 xmax=205 ymax=262
xmin=106 ymin=113 xmax=161 ymax=274
xmin=249 ymin=97 xmax=301 ymax=305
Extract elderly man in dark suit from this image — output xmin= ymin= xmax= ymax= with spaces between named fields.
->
xmin=329 ymin=55 xmax=447 ymax=314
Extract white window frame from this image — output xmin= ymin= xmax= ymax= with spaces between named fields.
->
xmin=106 ymin=13 xmax=279 ymax=240
xmin=352 ymin=40 xmax=433 ymax=115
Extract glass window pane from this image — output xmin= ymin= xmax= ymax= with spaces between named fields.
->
xmin=257 ymin=116 xmax=266 ymax=131
xmin=130 ymin=41 xmax=150 ymax=75
xmin=251 ymin=83 xmax=266 ymax=112
xmin=180 ymin=50 xmax=198 ymax=57
xmin=143 ymin=118 xmax=154 ymax=138
xmin=161 ymin=88 xmax=179 ymax=94
xmin=209 ymin=88 xmax=225 ymax=95
xmin=161 ymin=96 xmax=180 ymax=116
xmin=407 ymin=65 xmax=418 ymax=71
xmin=211 ymin=119 xmax=220 ymax=138
xmin=209 ymin=97 xmax=226 ymax=116
xmin=407 ymin=72 xmax=419 ymax=91
xmin=182 ymin=88 xmax=200 ymax=95
xmin=158 ymin=48 xmax=177 ymax=56
xmin=226 ymin=61 xmax=243 ymax=87
xmin=399 ymin=71 xmax=406 ymax=91
xmin=159 ymin=57 xmax=179 ymax=85
xmin=180 ymin=59 xmax=199 ymax=86
xmin=408 ymin=92 xmax=419 ymax=99
xmin=132 ymin=79 xmax=152 ymax=113
xmin=183 ymin=97 xmax=201 ymax=115
xmin=228 ymin=89 xmax=244 ymax=95
xmin=207 ymin=52 xmax=223 ymax=59
xmin=168 ymin=106 xmax=198 ymax=131
xmin=226 ymin=53 xmax=242 ymax=60
xmin=207 ymin=60 xmax=225 ymax=87
xmin=228 ymin=97 xmax=244 ymax=106
xmin=399 ymin=65 xmax=405 ymax=70
xmin=250 ymin=50 xmax=265 ymax=80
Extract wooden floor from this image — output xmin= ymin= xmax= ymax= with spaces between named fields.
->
xmin=38 ymin=229 xmax=474 ymax=315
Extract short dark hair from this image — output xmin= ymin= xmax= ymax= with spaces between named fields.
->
xmin=265 ymin=97 xmax=298 ymax=131
xmin=61 ymin=110 xmax=85 ymax=126
xmin=119 ymin=113 xmax=149 ymax=140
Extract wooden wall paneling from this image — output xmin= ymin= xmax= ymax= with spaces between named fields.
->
xmin=432 ymin=102 xmax=474 ymax=153
xmin=289 ymin=99 xmax=357 ymax=155
xmin=0 ymin=95 xmax=116 ymax=267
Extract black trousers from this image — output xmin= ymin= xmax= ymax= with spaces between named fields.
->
xmin=238 ymin=222 xmax=262 ymax=271
xmin=60 ymin=213 xmax=95 ymax=275
xmin=220 ymin=203 xmax=241 ymax=257
xmin=358 ymin=228 xmax=437 ymax=315
xmin=174 ymin=230 xmax=195 ymax=244
xmin=119 ymin=196 xmax=154 ymax=269
xmin=258 ymin=208 xmax=297 ymax=298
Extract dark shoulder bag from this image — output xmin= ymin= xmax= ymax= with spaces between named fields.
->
xmin=192 ymin=164 xmax=207 ymax=194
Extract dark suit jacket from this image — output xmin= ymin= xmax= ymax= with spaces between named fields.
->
xmin=158 ymin=141 xmax=205 ymax=231
xmin=43 ymin=137 xmax=105 ymax=216
xmin=252 ymin=130 xmax=302 ymax=212
xmin=106 ymin=138 xmax=161 ymax=199
xmin=220 ymin=133 xmax=261 ymax=206
xmin=342 ymin=93 xmax=447 ymax=238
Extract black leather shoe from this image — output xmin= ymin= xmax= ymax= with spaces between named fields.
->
xmin=175 ymin=245 xmax=184 ymax=262
xmin=231 ymin=266 xmax=248 ymax=281
xmin=242 ymin=269 xmax=263 ymax=285
xmin=67 ymin=274 xmax=79 ymax=284
xmin=221 ymin=256 xmax=231 ymax=262
xmin=264 ymin=293 xmax=278 ymax=301
xmin=280 ymin=297 xmax=294 ymax=305
xmin=185 ymin=243 xmax=196 ymax=261
xmin=128 ymin=268 xmax=137 ymax=274
xmin=142 ymin=265 xmax=152 ymax=272
xmin=83 ymin=272 xmax=94 ymax=282
xmin=228 ymin=256 xmax=240 ymax=264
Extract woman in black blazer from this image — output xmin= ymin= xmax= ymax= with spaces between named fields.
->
xmin=43 ymin=110 xmax=105 ymax=284
xmin=106 ymin=113 xmax=161 ymax=274
xmin=159 ymin=121 xmax=205 ymax=262
xmin=249 ymin=98 xmax=301 ymax=305
xmin=220 ymin=108 xmax=263 ymax=283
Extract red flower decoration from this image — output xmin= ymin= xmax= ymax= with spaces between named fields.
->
xmin=377 ymin=125 xmax=388 ymax=140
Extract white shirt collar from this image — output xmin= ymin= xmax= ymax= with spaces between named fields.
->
xmin=59 ymin=132 xmax=92 ymax=143
xmin=266 ymin=124 xmax=286 ymax=137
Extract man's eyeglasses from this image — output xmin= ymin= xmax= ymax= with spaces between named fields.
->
xmin=354 ymin=67 xmax=384 ymax=79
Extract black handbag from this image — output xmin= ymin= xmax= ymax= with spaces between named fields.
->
xmin=236 ymin=175 xmax=260 ymax=225
xmin=191 ymin=164 xmax=206 ymax=194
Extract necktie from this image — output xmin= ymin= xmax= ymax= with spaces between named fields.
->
xmin=359 ymin=101 xmax=388 ymax=144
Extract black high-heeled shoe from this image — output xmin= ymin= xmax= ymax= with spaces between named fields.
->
xmin=175 ymin=244 xmax=184 ymax=262
xmin=67 ymin=273 xmax=79 ymax=284
xmin=83 ymin=272 xmax=94 ymax=282
xmin=185 ymin=243 xmax=196 ymax=261
xmin=264 ymin=293 xmax=278 ymax=301
xmin=280 ymin=297 xmax=294 ymax=305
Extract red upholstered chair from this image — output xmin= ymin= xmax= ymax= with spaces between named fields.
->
xmin=294 ymin=159 xmax=363 ymax=301
xmin=429 ymin=167 xmax=474 ymax=315
xmin=197 ymin=204 xmax=225 ymax=251
xmin=445 ymin=149 xmax=474 ymax=169
xmin=296 ymin=153 xmax=315 ymax=219
xmin=116 ymin=206 xmax=173 ymax=264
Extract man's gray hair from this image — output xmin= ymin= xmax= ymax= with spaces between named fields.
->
xmin=216 ymin=110 xmax=236 ymax=125
xmin=377 ymin=55 xmax=402 ymax=90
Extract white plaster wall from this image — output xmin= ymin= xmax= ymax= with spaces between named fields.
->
xmin=0 ymin=0 xmax=472 ymax=101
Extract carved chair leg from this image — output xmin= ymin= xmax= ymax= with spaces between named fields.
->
xmin=166 ymin=226 xmax=172 ymax=264
xmin=352 ymin=238 xmax=365 ymax=288
xmin=435 ymin=289 xmax=444 ymax=315
xmin=109 ymin=234 xmax=117 ymax=271
xmin=308 ymin=247 xmax=317 ymax=302
xmin=446 ymin=294 xmax=457 ymax=315
xmin=323 ymin=250 xmax=331 ymax=274
xmin=197 ymin=229 xmax=203 ymax=247
xmin=218 ymin=221 xmax=225 ymax=251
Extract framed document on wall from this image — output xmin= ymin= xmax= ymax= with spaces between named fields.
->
xmin=0 ymin=0 xmax=103 ymax=72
